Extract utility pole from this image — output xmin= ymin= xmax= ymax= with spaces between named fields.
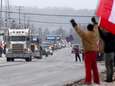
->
xmin=0 ymin=0 xmax=3 ymax=28
xmin=7 ymin=0 xmax=10 ymax=27
xmin=18 ymin=7 xmax=21 ymax=28
xmin=27 ymin=17 xmax=30 ymax=28
xmin=5 ymin=0 xmax=10 ymax=28
xmin=0 ymin=0 xmax=2 ymax=13
xmin=24 ymin=14 xmax=26 ymax=28
xmin=5 ymin=0 xmax=8 ymax=27
xmin=19 ymin=7 xmax=21 ymax=25
xmin=18 ymin=6 xmax=24 ymax=28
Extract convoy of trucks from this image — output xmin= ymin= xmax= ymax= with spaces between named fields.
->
xmin=0 ymin=28 xmax=65 ymax=62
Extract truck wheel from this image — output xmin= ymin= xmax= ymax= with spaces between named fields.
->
xmin=11 ymin=58 xmax=14 ymax=62
xmin=38 ymin=56 xmax=42 ymax=59
xmin=26 ymin=57 xmax=32 ymax=62
xmin=51 ymin=53 xmax=53 ymax=55
xmin=39 ymin=55 xmax=42 ymax=59
xmin=35 ymin=56 xmax=42 ymax=59
xmin=25 ymin=58 xmax=29 ymax=62
xmin=7 ymin=58 xmax=11 ymax=62
xmin=29 ymin=57 xmax=32 ymax=61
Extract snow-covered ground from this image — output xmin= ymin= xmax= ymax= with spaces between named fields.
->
xmin=0 ymin=47 xmax=105 ymax=86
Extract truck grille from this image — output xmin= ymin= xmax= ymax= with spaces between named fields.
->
xmin=12 ymin=44 xmax=24 ymax=53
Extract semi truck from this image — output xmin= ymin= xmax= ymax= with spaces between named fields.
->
xmin=6 ymin=28 xmax=32 ymax=62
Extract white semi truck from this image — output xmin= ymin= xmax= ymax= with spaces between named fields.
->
xmin=6 ymin=28 xmax=32 ymax=62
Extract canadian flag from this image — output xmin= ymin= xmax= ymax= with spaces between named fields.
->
xmin=96 ymin=0 xmax=115 ymax=34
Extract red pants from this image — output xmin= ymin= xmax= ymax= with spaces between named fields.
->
xmin=84 ymin=51 xmax=100 ymax=84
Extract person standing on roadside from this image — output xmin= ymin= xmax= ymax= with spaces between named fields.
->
xmin=3 ymin=42 xmax=6 ymax=54
xmin=92 ymin=17 xmax=115 ymax=82
xmin=70 ymin=18 xmax=100 ymax=85
xmin=114 ymin=55 xmax=115 ymax=66
xmin=74 ymin=45 xmax=81 ymax=62
xmin=0 ymin=43 xmax=3 ymax=57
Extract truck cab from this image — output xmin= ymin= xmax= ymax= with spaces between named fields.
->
xmin=6 ymin=28 xmax=32 ymax=62
xmin=30 ymin=36 xmax=42 ymax=59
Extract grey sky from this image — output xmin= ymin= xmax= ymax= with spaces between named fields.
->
xmin=9 ymin=0 xmax=98 ymax=10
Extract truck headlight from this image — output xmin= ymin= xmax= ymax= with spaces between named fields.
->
xmin=24 ymin=48 xmax=31 ymax=52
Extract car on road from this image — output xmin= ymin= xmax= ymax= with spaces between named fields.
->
xmin=41 ymin=42 xmax=53 ymax=57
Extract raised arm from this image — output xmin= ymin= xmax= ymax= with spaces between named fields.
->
xmin=70 ymin=19 xmax=85 ymax=37
xmin=91 ymin=17 xmax=106 ymax=40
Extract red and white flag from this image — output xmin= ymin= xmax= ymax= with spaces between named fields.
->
xmin=96 ymin=0 xmax=115 ymax=34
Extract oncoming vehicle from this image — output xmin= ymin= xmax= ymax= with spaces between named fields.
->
xmin=41 ymin=42 xmax=53 ymax=57
xmin=6 ymin=28 xmax=32 ymax=62
xmin=30 ymin=36 xmax=42 ymax=59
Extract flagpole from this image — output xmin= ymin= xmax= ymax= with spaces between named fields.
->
xmin=98 ymin=17 xmax=101 ymax=26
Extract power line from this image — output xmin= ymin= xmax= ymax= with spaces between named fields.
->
xmin=28 ymin=20 xmax=88 ymax=25
xmin=8 ymin=17 xmax=89 ymax=25
xmin=0 ymin=10 xmax=95 ymax=17
xmin=0 ymin=10 xmax=92 ymax=25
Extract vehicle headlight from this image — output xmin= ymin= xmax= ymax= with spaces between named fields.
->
xmin=24 ymin=48 xmax=31 ymax=53
xmin=27 ymin=48 xmax=31 ymax=52
xmin=49 ymin=46 xmax=52 ymax=49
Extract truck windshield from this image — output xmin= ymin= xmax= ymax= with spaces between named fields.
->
xmin=9 ymin=36 xmax=26 ymax=41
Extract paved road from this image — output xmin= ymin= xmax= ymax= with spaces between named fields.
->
xmin=0 ymin=47 xmax=104 ymax=86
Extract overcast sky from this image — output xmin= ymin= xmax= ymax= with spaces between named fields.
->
xmin=8 ymin=0 xmax=98 ymax=10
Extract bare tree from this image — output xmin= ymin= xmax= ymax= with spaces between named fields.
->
xmin=38 ymin=27 xmax=43 ymax=39
xmin=43 ymin=28 xmax=50 ymax=41
xmin=55 ymin=27 xmax=66 ymax=38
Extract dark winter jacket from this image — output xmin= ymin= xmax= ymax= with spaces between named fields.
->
xmin=99 ymin=29 xmax=115 ymax=53
xmin=74 ymin=48 xmax=79 ymax=54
